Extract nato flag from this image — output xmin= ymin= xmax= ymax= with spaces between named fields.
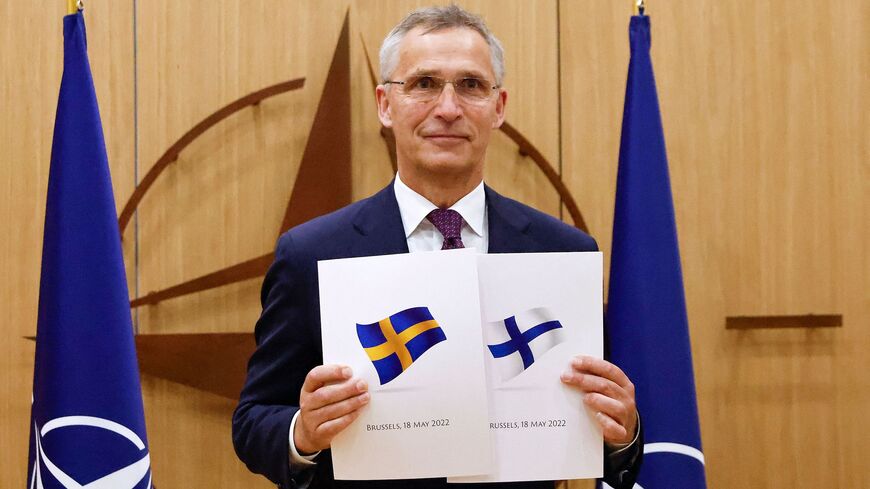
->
xmin=26 ymin=12 xmax=152 ymax=489
xmin=605 ymin=14 xmax=707 ymax=488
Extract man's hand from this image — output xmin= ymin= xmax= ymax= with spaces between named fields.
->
xmin=294 ymin=364 xmax=370 ymax=454
xmin=560 ymin=355 xmax=638 ymax=446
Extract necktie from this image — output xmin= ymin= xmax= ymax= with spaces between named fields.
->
xmin=426 ymin=209 xmax=465 ymax=250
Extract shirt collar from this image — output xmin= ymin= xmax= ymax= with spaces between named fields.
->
xmin=393 ymin=173 xmax=486 ymax=238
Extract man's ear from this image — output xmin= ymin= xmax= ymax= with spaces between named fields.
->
xmin=492 ymin=88 xmax=508 ymax=129
xmin=376 ymin=85 xmax=393 ymax=128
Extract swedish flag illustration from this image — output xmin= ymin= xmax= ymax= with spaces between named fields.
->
xmin=356 ymin=307 xmax=447 ymax=385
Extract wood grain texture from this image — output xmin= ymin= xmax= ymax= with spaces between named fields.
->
xmin=136 ymin=333 xmax=254 ymax=399
xmin=133 ymin=0 xmax=350 ymax=337
xmin=0 ymin=2 xmax=135 ymax=487
xmin=560 ymin=1 xmax=869 ymax=487
xmin=140 ymin=376 xmax=273 ymax=488
xmin=133 ymin=2 xmax=349 ymax=485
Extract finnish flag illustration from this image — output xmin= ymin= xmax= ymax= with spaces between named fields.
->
xmin=485 ymin=307 xmax=566 ymax=381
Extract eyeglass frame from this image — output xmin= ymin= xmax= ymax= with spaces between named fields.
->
xmin=382 ymin=75 xmax=501 ymax=105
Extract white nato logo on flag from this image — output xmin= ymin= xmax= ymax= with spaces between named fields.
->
xmin=486 ymin=307 xmax=566 ymax=381
xmin=29 ymin=415 xmax=152 ymax=489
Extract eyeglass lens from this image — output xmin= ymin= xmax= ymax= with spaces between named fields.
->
xmin=401 ymin=75 xmax=495 ymax=103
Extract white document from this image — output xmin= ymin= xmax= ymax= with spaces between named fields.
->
xmin=449 ymin=252 xmax=604 ymax=483
xmin=319 ymin=249 xmax=491 ymax=480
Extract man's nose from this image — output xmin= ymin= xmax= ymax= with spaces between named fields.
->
xmin=432 ymin=83 xmax=463 ymax=121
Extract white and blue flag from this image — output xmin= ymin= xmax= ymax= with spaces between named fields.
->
xmin=485 ymin=307 xmax=566 ymax=381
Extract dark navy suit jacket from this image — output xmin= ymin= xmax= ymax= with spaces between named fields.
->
xmin=232 ymin=184 xmax=642 ymax=489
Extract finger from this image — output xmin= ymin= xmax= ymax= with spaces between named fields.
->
xmin=302 ymin=378 xmax=368 ymax=412
xmin=570 ymin=356 xmax=631 ymax=389
xmin=302 ymin=364 xmax=352 ymax=394
xmin=315 ymin=408 xmax=364 ymax=442
xmin=561 ymin=369 xmax=626 ymax=401
xmin=312 ymin=391 xmax=370 ymax=424
xmin=594 ymin=411 xmax=629 ymax=444
xmin=583 ymin=392 xmax=629 ymax=427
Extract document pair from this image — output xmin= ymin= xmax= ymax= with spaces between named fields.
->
xmin=318 ymin=249 xmax=603 ymax=482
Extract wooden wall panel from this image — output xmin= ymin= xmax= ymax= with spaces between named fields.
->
xmin=135 ymin=1 xmax=347 ymax=337
xmin=133 ymin=1 xmax=349 ymax=485
xmin=468 ymin=0 xmax=560 ymax=217
xmin=0 ymin=2 xmax=135 ymax=487
xmin=560 ymin=1 xmax=869 ymax=488
xmin=139 ymin=377 xmax=273 ymax=488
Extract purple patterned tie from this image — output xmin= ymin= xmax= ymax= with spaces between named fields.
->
xmin=426 ymin=209 xmax=465 ymax=250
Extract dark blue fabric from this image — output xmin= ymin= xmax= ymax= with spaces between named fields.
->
xmin=27 ymin=12 xmax=151 ymax=489
xmin=606 ymin=15 xmax=706 ymax=488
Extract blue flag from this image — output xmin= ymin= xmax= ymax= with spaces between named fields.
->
xmin=26 ymin=12 xmax=152 ymax=489
xmin=605 ymin=14 xmax=707 ymax=488
xmin=357 ymin=306 xmax=447 ymax=385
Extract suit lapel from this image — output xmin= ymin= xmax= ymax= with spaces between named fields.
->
xmin=351 ymin=184 xmax=536 ymax=256
xmin=351 ymin=182 xmax=410 ymax=256
xmin=485 ymin=186 xmax=535 ymax=254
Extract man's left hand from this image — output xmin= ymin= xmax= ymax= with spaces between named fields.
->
xmin=561 ymin=355 xmax=638 ymax=446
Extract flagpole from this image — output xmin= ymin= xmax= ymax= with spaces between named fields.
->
xmin=634 ymin=0 xmax=645 ymax=16
xmin=67 ymin=0 xmax=80 ymax=15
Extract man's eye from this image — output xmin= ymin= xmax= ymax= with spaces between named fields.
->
xmin=458 ymin=78 xmax=482 ymax=90
xmin=411 ymin=76 xmax=437 ymax=90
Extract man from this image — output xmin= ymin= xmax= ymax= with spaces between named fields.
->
xmin=233 ymin=5 xmax=642 ymax=489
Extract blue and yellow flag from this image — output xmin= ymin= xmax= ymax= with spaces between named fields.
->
xmin=357 ymin=307 xmax=447 ymax=385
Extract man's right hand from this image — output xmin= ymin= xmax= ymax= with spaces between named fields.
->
xmin=294 ymin=364 xmax=370 ymax=454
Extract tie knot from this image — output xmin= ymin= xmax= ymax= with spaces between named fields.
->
xmin=426 ymin=209 xmax=465 ymax=249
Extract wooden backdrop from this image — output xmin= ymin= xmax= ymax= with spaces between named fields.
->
xmin=1 ymin=1 xmax=867 ymax=487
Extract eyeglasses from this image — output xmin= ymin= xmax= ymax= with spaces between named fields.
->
xmin=384 ymin=75 xmax=499 ymax=105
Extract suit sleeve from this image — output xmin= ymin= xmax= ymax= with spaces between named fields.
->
xmin=232 ymin=233 xmax=320 ymax=488
xmin=602 ymin=413 xmax=643 ymax=488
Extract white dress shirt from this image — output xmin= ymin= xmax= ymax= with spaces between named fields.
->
xmin=393 ymin=173 xmax=488 ymax=253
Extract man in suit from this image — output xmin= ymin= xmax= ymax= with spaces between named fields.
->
xmin=233 ymin=5 xmax=641 ymax=489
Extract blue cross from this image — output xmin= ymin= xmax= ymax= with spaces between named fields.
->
xmin=487 ymin=317 xmax=563 ymax=370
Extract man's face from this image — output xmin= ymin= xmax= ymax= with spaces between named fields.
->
xmin=376 ymin=27 xmax=507 ymax=182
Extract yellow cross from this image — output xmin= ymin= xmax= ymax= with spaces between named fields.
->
xmin=364 ymin=318 xmax=440 ymax=370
